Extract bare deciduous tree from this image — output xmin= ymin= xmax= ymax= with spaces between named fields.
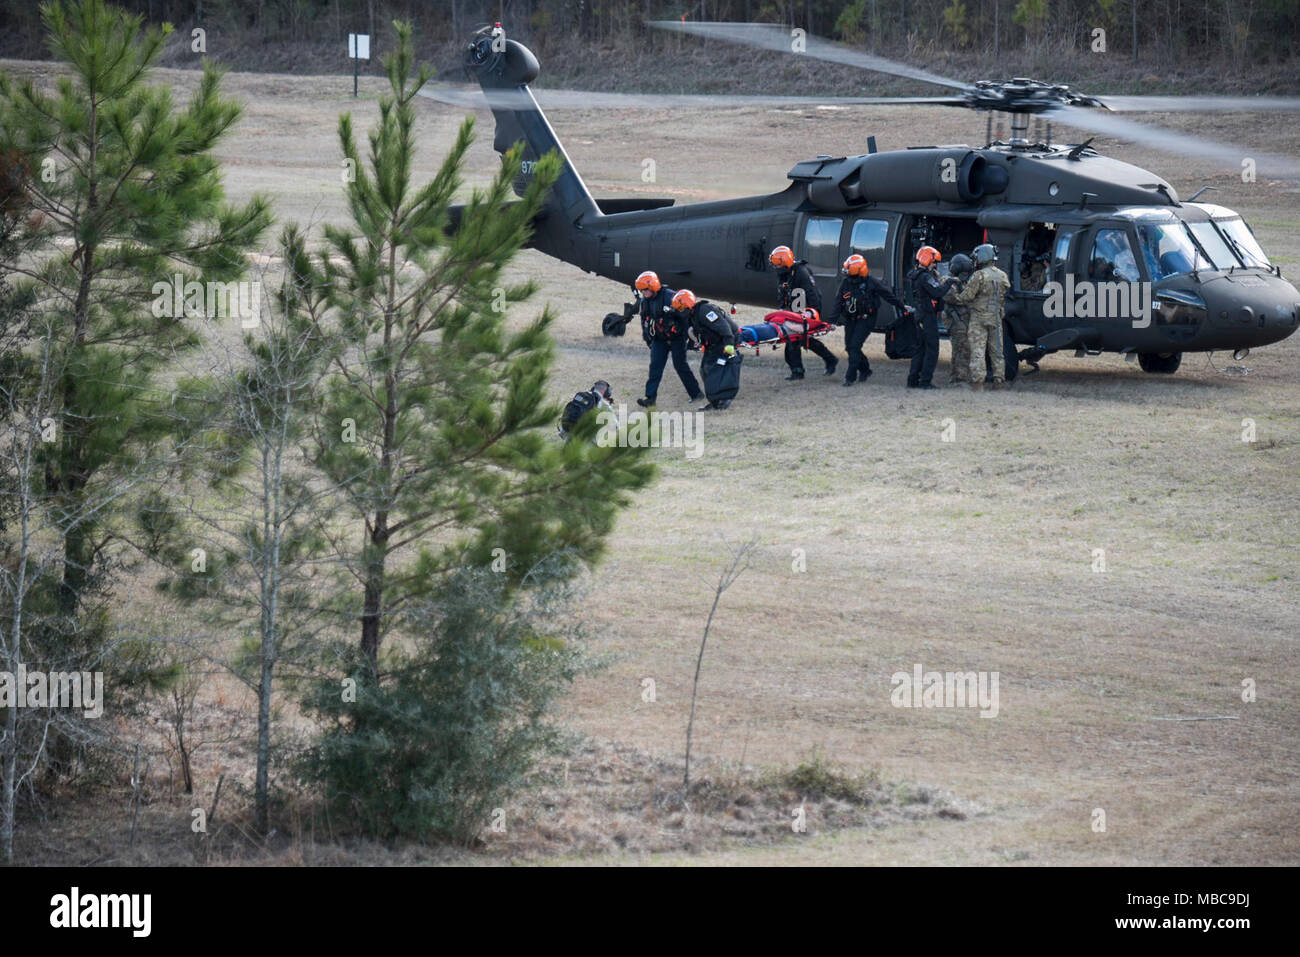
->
xmin=684 ymin=535 xmax=758 ymax=790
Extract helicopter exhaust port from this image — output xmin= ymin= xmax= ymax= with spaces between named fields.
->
xmin=1233 ymin=348 xmax=1251 ymax=361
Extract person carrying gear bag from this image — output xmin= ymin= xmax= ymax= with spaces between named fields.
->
xmin=632 ymin=270 xmax=702 ymax=408
xmin=906 ymin=246 xmax=958 ymax=390
xmin=942 ymin=253 xmax=975 ymax=386
xmin=827 ymin=253 xmax=908 ymax=387
xmin=671 ymin=289 xmax=741 ymax=411
xmin=950 ymin=243 xmax=1012 ymax=391
xmin=770 ymin=245 xmax=837 ymax=381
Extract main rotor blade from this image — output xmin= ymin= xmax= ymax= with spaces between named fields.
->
xmin=1102 ymin=95 xmax=1300 ymax=113
xmin=1054 ymin=105 xmax=1300 ymax=180
xmin=418 ymin=84 xmax=967 ymax=111
xmin=648 ymin=20 xmax=973 ymax=92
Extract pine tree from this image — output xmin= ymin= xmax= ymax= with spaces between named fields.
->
xmin=0 ymin=0 xmax=273 ymax=616
xmin=307 ymin=22 xmax=654 ymax=671
xmin=147 ymin=225 xmax=334 ymax=834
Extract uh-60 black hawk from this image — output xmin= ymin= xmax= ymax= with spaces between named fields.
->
xmin=424 ymin=21 xmax=1300 ymax=380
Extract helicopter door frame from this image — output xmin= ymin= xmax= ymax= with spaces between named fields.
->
xmin=1077 ymin=221 xmax=1152 ymax=287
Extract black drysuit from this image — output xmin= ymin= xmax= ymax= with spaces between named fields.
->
xmin=684 ymin=300 xmax=742 ymax=406
xmin=776 ymin=261 xmax=834 ymax=374
xmin=827 ymin=274 xmax=906 ymax=381
xmin=907 ymin=267 xmax=957 ymax=387
xmin=639 ymin=285 xmax=701 ymax=402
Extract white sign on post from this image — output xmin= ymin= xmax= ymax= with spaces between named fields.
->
xmin=348 ymin=34 xmax=370 ymax=60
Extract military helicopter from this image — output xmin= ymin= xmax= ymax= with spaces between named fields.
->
xmin=423 ymin=21 xmax=1300 ymax=379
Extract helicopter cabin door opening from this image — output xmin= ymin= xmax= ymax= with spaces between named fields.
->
xmin=900 ymin=215 xmax=984 ymax=278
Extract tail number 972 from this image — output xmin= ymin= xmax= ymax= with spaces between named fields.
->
xmin=520 ymin=159 xmax=538 ymax=175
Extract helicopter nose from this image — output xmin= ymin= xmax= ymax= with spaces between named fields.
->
xmin=1203 ymin=281 xmax=1300 ymax=346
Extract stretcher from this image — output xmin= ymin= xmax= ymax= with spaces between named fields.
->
xmin=737 ymin=310 xmax=836 ymax=352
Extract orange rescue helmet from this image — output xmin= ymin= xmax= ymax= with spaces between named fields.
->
xmin=671 ymin=289 xmax=698 ymax=312
xmin=769 ymin=245 xmax=795 ymax=269
xmin=842 ymin=254 xmax=869 ymax=277
xmin=803 ymin=307 xmax=820 ymax=323
xmin=634 ymin=270 xmax=660 ymax=295
xmin=916 ymin=246 xmax=942 ymax=268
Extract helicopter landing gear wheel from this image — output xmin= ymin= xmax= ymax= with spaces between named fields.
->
xmin=1138 ymin=351 xmax=1182 ymax=374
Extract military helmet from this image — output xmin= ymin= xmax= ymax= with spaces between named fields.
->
xmin=949 ymin=253 xmax=974 ymax=278
xmin=973 ymin=243 xmax=997 ymax=266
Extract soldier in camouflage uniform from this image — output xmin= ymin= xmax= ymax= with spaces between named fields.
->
xmin=950 ymin=244 xmax=1011 ymax=391
xmin=942 ymin=252 xmax=974 ymax=386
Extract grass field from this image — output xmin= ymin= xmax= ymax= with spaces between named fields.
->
xmin=8 ymin=62 xmax=1297 ymax=866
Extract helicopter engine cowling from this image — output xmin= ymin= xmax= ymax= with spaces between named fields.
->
xmin=790 ymin=149 xmax=1009 ymax=210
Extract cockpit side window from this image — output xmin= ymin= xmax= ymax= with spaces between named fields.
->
xmin=1088 ymin=228 xmax=1141 ymax=282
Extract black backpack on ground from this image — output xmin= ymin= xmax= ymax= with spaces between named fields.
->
xmin=561 ymin=390 xmax=600 ymax=430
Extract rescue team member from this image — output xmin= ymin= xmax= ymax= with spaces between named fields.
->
xmin=671 ymin=289 xmax=739 ymax=411
xmin=770 ymin=245 xmax=837 ymax=381
xmin=827 ymin=253 xmax=907 ymax=387
xmin=942 ymin=253 xmax=975 ymax=386
xmin=906 ymin=246 xmax=957 ymax=390
xmin=632 ymin=270 xmax=702 ymax=408
xmin=558 ymin=380 xmax=614 ymax=439
xmin=949 ymin=243 xmax=1012 ymax=391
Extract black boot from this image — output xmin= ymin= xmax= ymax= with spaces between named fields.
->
xmin=785 ymin=369 xmax=805 ymax=381
xmin=636 ymin=397 xmax=655 ymax=408
xmin=823 ymin=358 xmax=838 ymax=376
xmin=858 ymin=367 xmax=873 ymax=382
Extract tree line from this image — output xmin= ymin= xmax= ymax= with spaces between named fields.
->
xmin=1 ymin=1 xmax=1298 ymax=81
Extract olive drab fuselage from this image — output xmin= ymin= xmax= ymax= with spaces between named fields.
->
xmin=462 ymin=31 xmax=1300 ymax=366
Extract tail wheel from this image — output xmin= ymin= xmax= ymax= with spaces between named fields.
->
xmin=1138 ymin=351 xmax=1182 ymax=374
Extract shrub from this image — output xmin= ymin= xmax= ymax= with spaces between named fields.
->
xmin=299 ymin=560 xmax=586 ymax=844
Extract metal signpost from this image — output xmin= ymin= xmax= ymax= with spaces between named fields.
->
xmin=348 ymin=33 xmax=370 ymax=97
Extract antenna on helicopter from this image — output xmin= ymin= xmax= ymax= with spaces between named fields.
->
xmin=1186 ymin=185 xmax=1219 ymax=203
xmin=1067 ymin=138 xmax=1095 ymax=160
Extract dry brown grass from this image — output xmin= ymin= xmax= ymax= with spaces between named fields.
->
xmin=6 ymin=62 xmax=1298 ymax=865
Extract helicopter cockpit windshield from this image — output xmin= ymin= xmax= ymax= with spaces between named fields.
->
xmin=1214 ymin=217 xmax=1272 ymax=267
xmin=1134 ymin=222 xmax=1214 ymax=279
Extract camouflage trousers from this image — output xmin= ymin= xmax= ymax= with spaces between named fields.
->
xmin=967 ymin=318 xmax=1004 ymax=384
xmin=947 ymin=316 xmax=971 ymax=383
